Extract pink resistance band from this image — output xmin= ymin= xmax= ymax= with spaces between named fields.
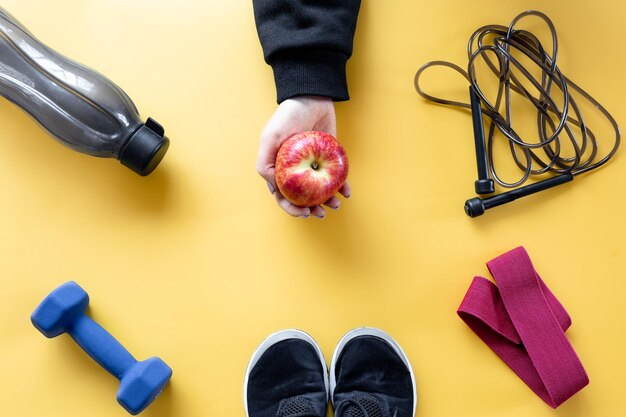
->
xmin=457 ymin=246 xmax=589 ymax=408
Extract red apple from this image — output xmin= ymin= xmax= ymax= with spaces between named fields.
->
xmin=275 ymin=131 xmax=349 ymax=207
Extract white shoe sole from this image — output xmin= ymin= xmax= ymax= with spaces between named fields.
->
xmin=243 ymin=329 xmax=329 ymax=417
xmin=329 ymin=327 xmax=417 ymax=417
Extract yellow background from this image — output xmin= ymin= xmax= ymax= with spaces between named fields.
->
xmin=1 ymin=0 xmax=625 ymax=416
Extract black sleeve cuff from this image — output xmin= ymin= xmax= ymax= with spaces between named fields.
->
xmin=270 ymin=50 xmax=350 ymax=103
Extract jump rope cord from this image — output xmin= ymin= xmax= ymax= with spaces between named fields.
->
xmin=414 ymin=10 xmax=621 ymax=189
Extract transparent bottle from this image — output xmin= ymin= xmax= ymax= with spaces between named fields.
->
xmin=0 ymin=8 xmax=169 ymax=176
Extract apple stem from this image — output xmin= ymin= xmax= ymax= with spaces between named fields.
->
xmin=311 ymin=162 xmax=319 ymax=170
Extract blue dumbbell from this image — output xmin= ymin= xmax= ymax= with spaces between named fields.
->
xmin=31 ymin=281 xmax=172 ymax=415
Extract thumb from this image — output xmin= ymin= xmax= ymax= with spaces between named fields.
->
xmin=257 ymin=129 xmax=282 ymax=193
xmin=259 ymin=168 xmax=278 ymax=194
xmin=256 ymin=161 xmax=277 ymax=194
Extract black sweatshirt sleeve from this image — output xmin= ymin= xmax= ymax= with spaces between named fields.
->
xmin=253 ymin=0 xmax=361 ymax=103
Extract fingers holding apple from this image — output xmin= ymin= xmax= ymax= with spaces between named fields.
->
xmin=256 ymin=97 xmax=342 ymax=218
xmin=275 ymin=131 xmax=349 ymax=211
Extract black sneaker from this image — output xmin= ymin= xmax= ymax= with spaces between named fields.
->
xmin=330 ymin=328 xmax=416 ymax=417
xmin=244 ymin=329 xmax=329 ymax=417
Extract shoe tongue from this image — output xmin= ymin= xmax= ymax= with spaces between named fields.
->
xmin=276 ymin=396 xmax=320 ymax=417
xmin=338 ymin=394 xmax=389 ymax=417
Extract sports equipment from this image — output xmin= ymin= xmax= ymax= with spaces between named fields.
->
xmin=31 ymin=281 xmax=172 ymax=415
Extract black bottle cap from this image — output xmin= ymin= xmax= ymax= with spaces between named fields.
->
xmin=119 ymin=117 xmax=170 ymax=176
xmin=464 ymin=197 xmax=485 ymax=218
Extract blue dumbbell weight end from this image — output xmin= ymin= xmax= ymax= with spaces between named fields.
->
xmin=31 ymin=281 xmax=172 ymax=415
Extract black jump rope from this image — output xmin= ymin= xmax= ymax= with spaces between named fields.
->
xmin=415 ymin=10 xmax=620 ymax=217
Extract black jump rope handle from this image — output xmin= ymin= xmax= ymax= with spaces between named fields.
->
xmin=464 ymin=172 xmax=574 ymax=217
xmin=464 ymin=86 xmax=574 ymax=217
xmin=470 ymin=86 xmax=495 ymax=195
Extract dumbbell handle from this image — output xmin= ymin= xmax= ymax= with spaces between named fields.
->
xmin=69 ymin=314 xmax=137 ymax=380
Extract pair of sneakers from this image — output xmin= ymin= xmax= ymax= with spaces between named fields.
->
xmin=244 ymin=328 xmax=416 ymax=417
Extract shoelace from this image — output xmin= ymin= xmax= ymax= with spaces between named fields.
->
xmin=276 ymin=396 xmax=321 ymax=417
xmin=335 ymin=394 xmax=395 ymax=417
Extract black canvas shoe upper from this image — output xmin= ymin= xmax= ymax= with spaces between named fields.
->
xmin=276 ymin=396 xmax=321 ymax=417
xmin=332 ymin=335 xmax=415 ymax=417
xmin=246 ymin=338 xmax=327 ymax=417
xmin=335 ymin=393 xmax=391 ymax=417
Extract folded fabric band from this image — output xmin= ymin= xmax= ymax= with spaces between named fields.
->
xmin=457 ymin=246 xmax=589 ymax=408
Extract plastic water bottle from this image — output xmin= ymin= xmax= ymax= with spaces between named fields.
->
xmin=0 ymin=7 xmax=169 ymax=176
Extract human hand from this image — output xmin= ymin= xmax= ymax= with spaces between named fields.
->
xmin=256 ymin=96 xmax=351 ymax=218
